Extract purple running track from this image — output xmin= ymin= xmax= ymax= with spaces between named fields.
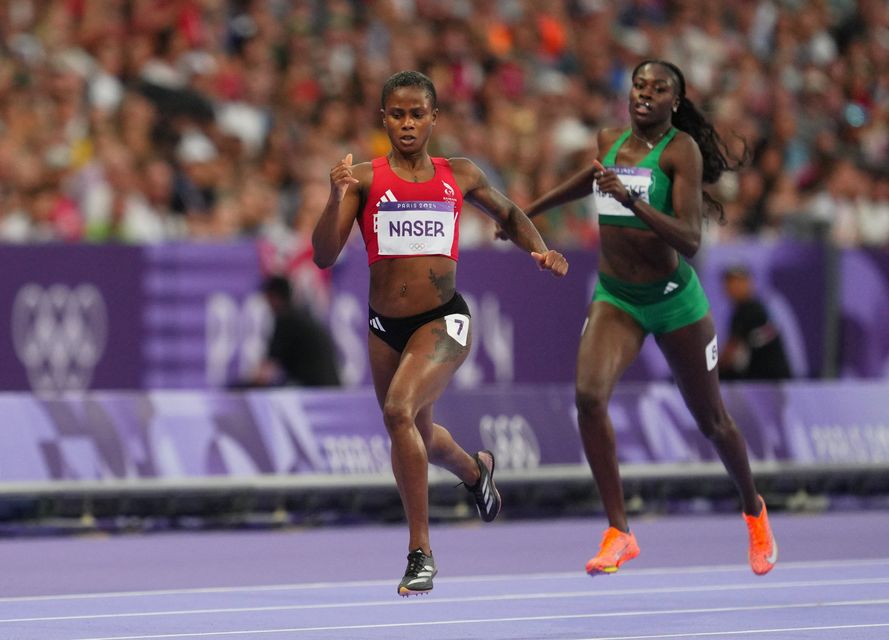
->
xmin=0 ymin=511 xmax=887 ymax=639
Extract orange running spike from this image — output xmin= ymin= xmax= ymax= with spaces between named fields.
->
xmin=586 ymin=527 xmax=640 ymax=576
xmin=744 ymin=495 xmax=777 ymax=575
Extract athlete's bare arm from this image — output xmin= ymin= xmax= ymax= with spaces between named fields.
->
xmin=449 ymin=157 xmax=568 ymax=276
xmin=312 ymin=153 xmax=371 ymax=268
xmin=525 ymin=164 xmax=596 ymax=220
xmin=521 ymin=128 xmax=621 ymax=219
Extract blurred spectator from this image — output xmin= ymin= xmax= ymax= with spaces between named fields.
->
xmin=245 ymin=275 xmax=341 ymax=388
xmin=0 ymin=0 xmax=883 ymax=265
xmin=719 ymin=264 xmax=792 ymax=381
xmin=172 ymin=129 xmax=219 ymax=220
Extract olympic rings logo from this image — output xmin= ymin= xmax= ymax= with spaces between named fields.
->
xmin=479 ymin=414 xmax=541 ymax=470
xmin=409 ymin=243 xmax=427 ymax=251
xmin=12 ymin=283 xmax=108 ymax=392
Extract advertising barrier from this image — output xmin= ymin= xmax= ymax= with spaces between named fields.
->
xmin=1 ymin=240 xmax=887 ymax=392
xmin=0 ymin=381 xmax=886 ymax=489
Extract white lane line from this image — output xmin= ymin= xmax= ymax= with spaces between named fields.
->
xmin=4 ymin=577 xmax=889 ymax=624
xmin=66 ymin=598 xmax=889 ymax=640
xmin=570 ymin=623 xmax=889 ymax=639
xmin=3 ymin=558 xmax=889 ymax=604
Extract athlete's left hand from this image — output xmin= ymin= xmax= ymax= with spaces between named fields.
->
xmin=531 ymin=250 xmax=568 ymax=277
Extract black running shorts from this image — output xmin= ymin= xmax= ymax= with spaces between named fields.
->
xmin=368 ymin=292 xmax=471 ymax=353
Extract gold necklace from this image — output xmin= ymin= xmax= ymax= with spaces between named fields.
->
xmin=632 ymin=128 xmax=668 ymax=150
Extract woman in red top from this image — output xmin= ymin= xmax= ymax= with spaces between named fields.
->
xmin=312 ymin=70 xmax=568 ymax=596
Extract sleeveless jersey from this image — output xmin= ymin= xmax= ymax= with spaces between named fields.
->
xmin=595 ymin=128 xmax=678 ymax=230
xmin=359 ymin=157 xmax=463 ymax=265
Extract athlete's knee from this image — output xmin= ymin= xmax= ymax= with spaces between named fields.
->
xmin=575 ymin=385 xmax=610 ymax=423
xmin=698 ymin=413 xmax=736 ymax=441
xmin=381 ymin=400 xmax=415 ymax=435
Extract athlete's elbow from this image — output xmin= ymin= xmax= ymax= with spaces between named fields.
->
xmin=680 ymin=237 xmax=701 ymax=258
xmin=312 ymin=249 xmax=335 ymax=269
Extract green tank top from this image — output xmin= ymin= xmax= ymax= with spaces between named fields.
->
xmin=597 ymin=127 xmax=677 ymax=230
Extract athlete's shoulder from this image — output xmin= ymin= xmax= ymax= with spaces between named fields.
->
xmin=596 ymin=127 xmax=626 ymax=153
xmin=663 ymin=129 xmax=700 ymax=160
xmin=443 ymin=156 xmax=477 ymax=172
xmin=668 ymin=128 xmax=695 ymax=147
xmin=444 ymin=156 xmax=484 ymax=181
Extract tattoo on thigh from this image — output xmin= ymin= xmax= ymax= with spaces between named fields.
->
xmin=428 ymin=323 xmax=465 ymax=363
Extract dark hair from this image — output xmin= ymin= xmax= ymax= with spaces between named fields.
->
xmin=381 ymin=70 xmax=437 ymax=110
xmin=632 ymin=60 xmax=741 ymax=222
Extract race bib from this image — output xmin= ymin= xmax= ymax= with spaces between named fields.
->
xmin=593 ymin=167 xmax=651 ymax=217
xmin=376 ymin=201 xmax=456 ymax=256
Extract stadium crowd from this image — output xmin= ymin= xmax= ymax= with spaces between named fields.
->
xmin=0 ymin=0 xmax=885 ymax=253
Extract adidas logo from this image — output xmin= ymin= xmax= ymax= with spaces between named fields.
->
xmin=369 ymin=317 xmax=386 ymax=332
xmin=374 ymin=190 xmax=397 ymax=233
xmin=663 ymin=281 xmax=679 ymax=295
xmin=376 ymin=189 xmax=397 ymax=207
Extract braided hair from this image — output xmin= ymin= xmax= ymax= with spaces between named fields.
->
xmin=632 ymin=60 xmax=739 ymax=222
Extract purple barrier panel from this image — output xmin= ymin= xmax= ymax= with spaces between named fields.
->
xmin=720 ymin=383 xmax=789 ymax=462
xmin=1 ymin=382 xmax=885 ymax=484
xmin=0 ymin=394 xmax=65 ymax=481
xmin=697 ymin=239 xmax=828 ymax=379
xmin=0 ymin=245 xmax=144 ymax=392
xmin=839 ymin=249 xmax=889 ymax=378
xmin=436 ymin=384 xmax=777 ymax=469
xmin=0 ymin=243 xmax=268 ymax=393
xmin=781 ymin=381 xmax=889 ymax=463
xmin=7 ymin=241 xmax=882 ymax=393
xmin=0 ymin=381 xmax=879 ymax=484
xmin=277 ymin=388 xmax=389 ymax=474
xmin=434 ymin=386 xmax=583 ymax=470
xmin=142 ymin=243 xmax=267 ymax=389
xmin=456 ymin=251 xmax=596 ymax=386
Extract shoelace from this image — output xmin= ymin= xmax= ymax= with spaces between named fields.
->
xmin=747 ymin=518 xmax=770 ymax=547
xmin=405 ymin=551 xmax=429 ymax=576
xmin=599 ymin=529 xmax=628 ymax=556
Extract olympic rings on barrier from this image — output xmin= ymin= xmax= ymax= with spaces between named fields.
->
xmin=12 ymin=283 xmax=108 ymax=392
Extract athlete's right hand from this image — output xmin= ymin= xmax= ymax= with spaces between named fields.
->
xmin=330 ymin=153 xmax=359 ymax=201
xmin=593 ymin=160 xmax=632 ymax=206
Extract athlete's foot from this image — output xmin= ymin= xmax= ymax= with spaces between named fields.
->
xmin=398 ymin=548 xmax=437 ymax=596
xmin=743 ymin=495 xmax=777 ymax=575
xmin=466 ymin=450 xmax=501 ymax=522
xmin=586 ymin=527 xmax=640 ymax=576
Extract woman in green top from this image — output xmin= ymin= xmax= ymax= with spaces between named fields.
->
xmin=524 ymin=60 xmax=777 ymax=577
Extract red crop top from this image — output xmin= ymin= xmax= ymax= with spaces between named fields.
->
xmin=359 ymin=156 xmax=463 ymax=265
